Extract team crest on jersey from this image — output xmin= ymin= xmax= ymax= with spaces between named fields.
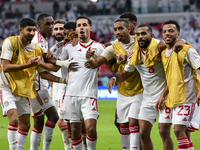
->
xmin=157 ymin=55 xmax=161 ymax=63
xmin=44 ymin=98 xmax=49 ymax=103
xmin=4 ymin=101 xmax=9 ymax=107
xmin=91 ymin=48 xmax=97 ymax=54
xmin=60 ymin=110 xmax=63 ymax=116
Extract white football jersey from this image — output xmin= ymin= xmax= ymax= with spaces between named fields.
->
xmin=50 ymin=42 xmax=68 ymax=101
xmin=61 ymin=40 xmax=105 ymax=98
xmin=32 ymin=30 xmax=49 ymax=91
xmin=125 ymin=50 xmax=166 ymax=106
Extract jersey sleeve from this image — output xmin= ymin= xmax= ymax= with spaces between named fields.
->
xmin=124 ymin=60 xmax=136 ymax=72
xmin=101 ymin=45 xmax=115 ymax=61
xmin=185 ymin=47 xmax=200 ymax=69
xmin=0 ymin=38 xmax=13 ymax=61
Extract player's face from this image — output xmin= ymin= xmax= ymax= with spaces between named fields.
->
xmin=64 ymin=28 xmax=74 ymax=42
xmin=20 ymin=25 xmax=36 ymax=42
xmin=162 ymin=24 xmax=180 ymax=47
xmin=53 ymin=23 xmax=64 ymax=42
xmin=39 ymin=16 xmax=54 ymax=37
xmin=76 ymin=19 xmax=92 ymax=42
xmin=123 ymin=18 xmax=137 ymax=35
xmin=136 ymin=26 xmax=153 ymax=48
xmin=113 ymin=21 xmax=130 ymax=43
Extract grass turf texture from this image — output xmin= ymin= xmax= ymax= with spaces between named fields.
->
xmin=0 ymin=100 xmax=200 ymax=150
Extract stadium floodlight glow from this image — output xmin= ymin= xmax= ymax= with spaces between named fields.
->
xmin=91 ymin=0 xmax=98 ymax=2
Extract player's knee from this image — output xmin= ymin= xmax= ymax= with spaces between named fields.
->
xmin=86 ymin=126 xmax=96 ymax=137
xmin=173 ymin=128 xmax=185 ymax=138
xmin=9 ymin=117 xmax=19 ymax=126
xmin=159 ymin=124 xmax=171 ymax=139
xmin=139 ymin=127 xmax=150 ymax=138
xmin=20 ymin=121 xmax=31 ymax=131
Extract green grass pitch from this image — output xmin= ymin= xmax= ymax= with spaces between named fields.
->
xmin=0 ymin=100 xmax=200 ymax=150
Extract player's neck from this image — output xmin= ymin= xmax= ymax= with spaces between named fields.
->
xmin=166 ymin=41 xmax=177 ymax=49
xmin=39 ymin=29 xmax=47 ymax=38
xmin=79 ymin=38 xmax=90 ymax=43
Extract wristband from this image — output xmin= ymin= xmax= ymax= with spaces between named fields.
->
xmin=59 ymin=77 xmax=65 ymax=83
xmin=117 ymin=59 xmax=122 ymax=64
xmin=111 ymin=76 xmax=117 ymax=82
xmin=56 ymin=60 xmax=70 ymax=68
xmin=86 ymin=57 xmax=93 ymax=62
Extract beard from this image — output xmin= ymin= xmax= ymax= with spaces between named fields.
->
xmin=54 ymin=35 xmax=64 ymax=42
xmin=138 ymin=38 xmax=151 ymax=48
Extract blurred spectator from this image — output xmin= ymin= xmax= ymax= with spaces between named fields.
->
xmin=14 ymin=8 xmax=22 ymax=19
xmin=125 ymin=0 xmax=132 ymax=12
xmin=53 ymin=1 xmax=60 ymax=18
xmin=29 ymin=3 xmax=35 ymax=19
xmin=5 ymin=4 xmax=14 ymax=19
xmin=0 ymin=2 xmax=6 ymax=19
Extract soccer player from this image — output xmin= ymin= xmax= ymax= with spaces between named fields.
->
xmin=0 ymin=18 xmax=44 ymax=150
xmin=51 ymin=16 xmax=105 ymax=150
xmin=86 ymin=19 xmax=144 ymax=150
xmin=50 ymin=19 xmax=72 ymax=150
xmin=106 ymin=22 xmax=185 ymax=150
xmin=156 ymin=20 xmax=200 ymax=150
xmin=29 ymin=14 xmax=59 ymax=150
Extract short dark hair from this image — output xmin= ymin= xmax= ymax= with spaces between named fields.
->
xmin=20 ymin=18 xmax=36 ymax=28
xmin=137 ymin=24 xmax=152 ymax=34
xmin=114 ymin=19 xmax=129 ymax=28
xmin=120 ymin=12 xmax=137 ymax=22
xmin=53 ymin=19 xmax=66 ymax=25
xmin=76 ymin=15 xmax=92 ymax=26
xmin=163 ymin=20 xmax=180 ymax=32
xmin=64 ymin=22 xmax=76 ymax=31
xmin=37 ymin=13 xmax=52 ymax=24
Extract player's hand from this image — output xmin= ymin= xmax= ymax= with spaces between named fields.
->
xmin=173 ymin=39 xmax=184 ymax=53
xmin=157 ymin=40 xmax=166 ymax=53
xmin=84 ymin=61 xmax=91 ymax=68
xmin=69 ymin=62 xmax=79 ymax=71
xmin=45 ymin=52 xmax=55 ymax=58
xmin=28 ymin=56 xmax=41 ymax=67
xmin=107 ymin=78 xmax=116 ymax=94
xmin=196 ymin=89 xmax=200 ymax=106
xmin=155 ymin=96 xmax=165 ymax=111
xmin=86 ymin=47 xmax=95 ymax=59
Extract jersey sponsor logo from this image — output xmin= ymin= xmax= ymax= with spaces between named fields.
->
xmin=139 ymin=61 xmax=144 ymax=65
xmin=60 ymin=110 xmax=63 ymax=116
xmin=16 ymin=49 xmax=19 ymax=56
xmin=182 ymin=117 xmax=187 ymax=121
xmin=4 ymin=101 xmax=9 ymax=107
xmin=77 ymin=49 xmax=82 ymax=52
xmin=43 ymin=98 xmax=49 ymax=103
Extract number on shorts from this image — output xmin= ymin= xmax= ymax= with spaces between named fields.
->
xmin=148 ymin=67 xmax=155 ymax=73
xmin=177 ymin=105 xmax=190 ymax=116
xmin=165 ymin=106 xmax=171 ymax=114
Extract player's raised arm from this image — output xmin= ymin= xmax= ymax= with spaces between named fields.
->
xmin=2 ymin=56 xmax=41 ymax=73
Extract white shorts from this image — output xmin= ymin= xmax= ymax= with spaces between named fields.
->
xmin=0 ymin=90 xmax=31 ymax=117
xmin=187 ymin=104 xmax=200 ymax=131
xmin=172 ymin=103 xmax=195 ymax=127
xmin=53 ymin=99 xmax=65 ymax=119
xmin=139 ymin=103 xmax=159 ymax=125
xmin=159 ymin=105 xmax=172 ymax=124
xmin=117 ymin=92 xmax=143 ymax=124
xmin=63 ymin=96 xmax=99 ymax=123
xmin=29 ymin=89 xmax=54 ymax=117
